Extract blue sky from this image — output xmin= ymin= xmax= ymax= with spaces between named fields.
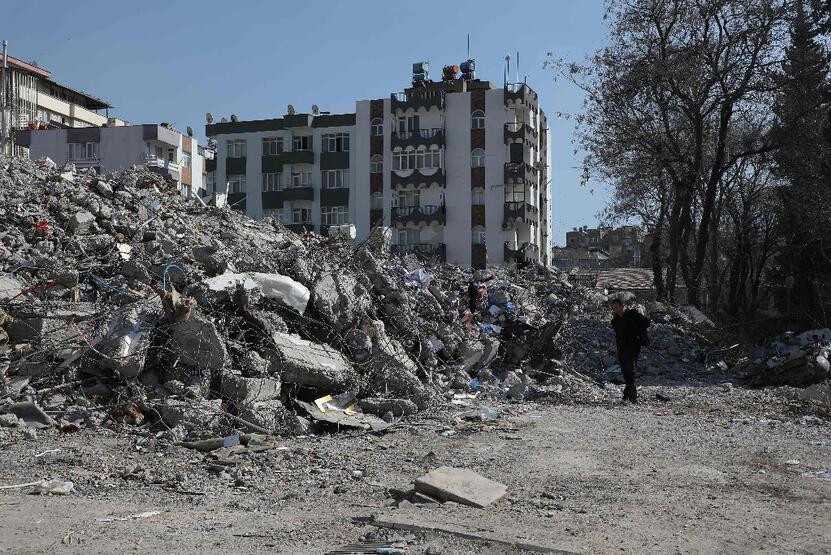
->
xmin=4 ymin=0 xmax=610 ymax=244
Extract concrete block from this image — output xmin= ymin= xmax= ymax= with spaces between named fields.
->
xmin=272 ymin=332 xmax=357 ymax=390
xmin=69 ymin=211 xmax=95 ymax=234
xmin=221 ymin=372 xmax=281 ymax=404
xmin=414 ymin=466 xmax=507 ymax=508
xmin=169 ymin=319 xmax=228 ymax=372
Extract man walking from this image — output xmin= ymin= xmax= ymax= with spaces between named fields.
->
xmin=610 ymin=295 xmax=650 ymax=402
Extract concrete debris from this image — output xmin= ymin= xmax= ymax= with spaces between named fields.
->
xmin=0 ymin=152 xmax=786 ymax=445
xmin=414 ymin=466 xmax=508 ymax=508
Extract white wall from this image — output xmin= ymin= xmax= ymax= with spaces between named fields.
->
xmin=443 ymin=93 xmax=471 ymax=266
xmin=100 ymin=126 xmax=144 ymax=173
xmin=354 ymin=100 xmax=371 ymax=240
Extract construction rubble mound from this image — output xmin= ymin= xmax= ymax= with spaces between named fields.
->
xmin=0 ymin=155 xmax=827 ymax=441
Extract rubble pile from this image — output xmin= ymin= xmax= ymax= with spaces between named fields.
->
xmin=1 ymin=155 xmax=824 ymax=443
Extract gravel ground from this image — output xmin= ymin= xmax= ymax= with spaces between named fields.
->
xmin=0 ymin=383 xmax=829 ymax=554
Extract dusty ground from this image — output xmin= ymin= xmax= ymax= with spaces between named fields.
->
xmin=0 ymin=383 xmax=829 ymax=554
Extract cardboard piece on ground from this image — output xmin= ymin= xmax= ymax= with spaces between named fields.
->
xmin=414 ymin=466 xmax=507 ymax=508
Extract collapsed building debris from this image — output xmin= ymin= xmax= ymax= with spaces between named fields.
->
xmin=0 ymin=154 xmax=827 ymax=444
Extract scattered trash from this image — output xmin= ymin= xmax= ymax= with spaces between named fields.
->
xmin=802 ymin=469 xmax=831 ymax=481
xmin=785 ymin=459 xmax=801 ymax=465
xmin=478 ymin=405 xmax=501 ymax=421
xmin=97 ymin=511 xmax=161 ymax=523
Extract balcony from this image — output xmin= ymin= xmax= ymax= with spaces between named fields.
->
xmin=504 ymin=122 xmax=538 ymax=146
xmin=281 ymin=150 xmax=314 ymax=165
xmin=320 ymin=151 xmax=349 ymax=170
xmin=503 ymin=201 xmax=539 ymax=227
xmin=504 ymin=242 xmax=540 ymax=264
xmin=145 ymin=156 xmax=180 ymax=181
xmin=504 ymin=83 xmax=539 ymax=108
xmin=282 ymin=185 xmax=315 ymax=201
xmin=391 ymin=205 xmax=445 ymax=226
xmin=504 ymin=162 xmax=537 ymax=185
xmin=391 ymin=243 xmax=447 ymax=261
xmin=391 ymin=91 xmax=445 ymax=112
xmin=391 ymin=169 xmax=445 ymax=190
xmin=391 ymin=128 xmax=445 ymax=149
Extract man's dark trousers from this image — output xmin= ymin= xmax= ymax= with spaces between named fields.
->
xmin=619 ymin=346 xmax=640 ymax=401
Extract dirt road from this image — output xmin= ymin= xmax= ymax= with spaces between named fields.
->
xmin=0 ymin=384 xmax=828 ymax=554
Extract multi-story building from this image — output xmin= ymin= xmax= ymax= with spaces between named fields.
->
xmin=205 ymin=64 xmax=550 ymax=268
xmin=16 ymin=123 xmax=204 ymax=197
xmin=1 ymin=51 xmax=127 ymax=156
xmin=565 ymin=225 xmax=646 ymax=267
xmin=550 ymin=246 xmax=612 ymax=271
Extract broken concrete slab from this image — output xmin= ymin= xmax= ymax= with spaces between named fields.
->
xmin=168 ymin=318 xmax=229 ymax=372
xmin=68 ymin=211 xmax=95 ymax=234
xmin=272 ymin=332 xmax=358 ymax=390
xmin=0 ymin=274 xmax=24 ymax=301
xmin=95 ymin=298 xmax=161 ymax=378
xmin=220 ymin=371 xmax=281 ymax=405
xmin=201 ymin=272 xmax=310 ymax=313
xmin=358 ymin=398 xmax=418 ymax=417
xmin=414 ymin=466 xmax=507 ymax=508
xmin=313 ymin=272 xmax=372 ymax=332
xmin=3 ymin=401 xmax=56 ymax=428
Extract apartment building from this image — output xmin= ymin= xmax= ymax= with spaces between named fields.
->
xmin=1 ymin=51 xmax=127 ymax=156
xmin=565 ymin=225 xmax=647 ymax=267
xmin=204 ymin=113 xmax=356 ymax=235
xmin=205 ymin=64 xmax=550 ymax=268
xmin=16 ymin=124 xmax=204 ymax=197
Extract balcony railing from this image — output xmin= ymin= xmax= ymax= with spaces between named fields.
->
xmin=391 ymin=204 xmax=446 ymax=226
xmin=391 ymin=168 xmax=445 ymax=189
xmin=391 ymin=91 xmax=445 ymax=112
xmin=504 ymin=122 xmax=538 ymax=144
xmin=391 ymin=127 xmax=445 ymax=148
xmin=391 ymin=243 xmax=447 ymax=261
xmin=503 ymin=200 xmax=539 ymax=227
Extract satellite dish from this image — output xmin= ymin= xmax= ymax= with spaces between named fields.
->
xmin=206 ymin=112 xmax=213 ymax=124
xmin=287 ymin=104 xmax=296 ymax=115
xmin=220 ymin=117 xmax=228 ymax=123
xmin=186 ymin=126 xmax=193 ymax=137
xmin=230 ymin=114 xmax=238 ymax=122
xmin=312 ymin=104 xmax=319 ymax=115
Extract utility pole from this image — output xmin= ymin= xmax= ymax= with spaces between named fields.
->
xmin=1 ymin=40 xmax=7 ymax=157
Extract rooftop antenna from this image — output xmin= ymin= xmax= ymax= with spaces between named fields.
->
xmin=312 ymin=104 xmax=319 ymax=115
xmin=467 ymin=33 xmax=470 ymax=59
xmin=205 ymin=112 xmax=213 ymax=124
xmin=505 ymin=54 xmax=511 ymax=86
xmin=516 ymin=51 xmax=520 ymax=84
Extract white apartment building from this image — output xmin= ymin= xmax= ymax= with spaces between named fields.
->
xmin=16 ymin=124 xmax=204 ymax=198
xmin=205 ymin=69 xmax=550 ymax=268
xmin=1 ymin=52 xmax=127 ymax=156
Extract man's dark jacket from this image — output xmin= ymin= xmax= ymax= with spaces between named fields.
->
xmin=611 ymin=309 xmax=651 ymax=356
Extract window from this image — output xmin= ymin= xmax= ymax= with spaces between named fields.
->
xmin=69 ymin=142 xmax=99 ymax=160
xmin=322 ymin=133 xmax=349 ymax=152
xmin=505 ymin=183 xmax=525 ymax=202
xmin=471 ymin=110 xmax=485 ymax=129
xmin=227 ymin=174 xmax=246 ymax=194
xmin=370 ymin=154 xmax=383 ymax=174
xmin=182 ymin=152 xmax=192 ymax=168
xmin=423 ymin=146 xmax=442 ymax=169
xmin=206 ymin=172 xmax=215 ymax=193
xmin=291 ymin=171 xmax=312 ymax=187
xmin=321 ymin=205 xmax=349 ymax=225
xmin=263 ymin=137 xmax=283 ymax=155
xmin=370 ymin=193 xmax=383 ymax=210
xmin=292 ymin=207 xmax=312 ymax=224
xmin=371 ymin=118 xmax=384 ymax=137
xmin=472 ymin=188 xmax=485 ymax=205
xmin=263 ymin=172 xmax=282 ymax=192
xmin=397 ymin=228 xmax=420 ymax=245
xmin=168 ymin=148 xmax=175 ymax=163
xmin=472 ymin=226 xmax=486 ymax=245
xmin=293 ymin=136 xmax=311 ymax=151
xmin=154 ymin=145 xmax=164 ymax=159
xmin=227 ymin=140 xmax=246 ymax=158
xmin=396 ymin=190 xmax=420 ymax=208
xmin=397 ymin=115 xmax=419 ymax=134
xmin=471 ymin=148 xmax=485 ymax=168
xmin=322 ymin=169 xmax=348 ymax=189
